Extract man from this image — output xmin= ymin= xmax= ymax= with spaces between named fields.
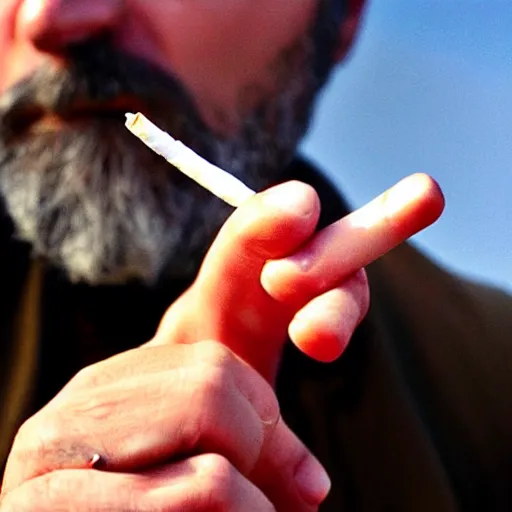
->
xmin=0 ymin=0 xmax=511 ymax=510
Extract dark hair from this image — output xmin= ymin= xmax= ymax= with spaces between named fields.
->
xmin=312 ymin=0 xmax=346 ymax=85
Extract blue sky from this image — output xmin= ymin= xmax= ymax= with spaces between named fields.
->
xmin=302 ymin=0 xmax=512 ymax=292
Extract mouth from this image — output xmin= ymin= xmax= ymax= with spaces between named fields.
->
xmin=28 ymin=109 xmax=130 ymax=135
xmin=2 ymin=96 xmax=150 ymax=140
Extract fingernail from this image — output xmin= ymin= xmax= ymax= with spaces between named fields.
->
xmin=261 ymin=181 xmax=315 ymax=217
xmin=295 ymin=455 xmax=331 ymax=505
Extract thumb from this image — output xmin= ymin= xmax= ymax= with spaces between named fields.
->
xmin=153 ymin=181 xmax=320 ymax=382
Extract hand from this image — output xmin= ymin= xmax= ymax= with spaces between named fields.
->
xmin=1 ymin=341 xmax=328 ymax=510
xmin=157 ymin=173 xmax=444 ymax=379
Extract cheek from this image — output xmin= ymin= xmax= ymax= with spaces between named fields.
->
xmin=124 ymin=0 xmax=317 ymax=134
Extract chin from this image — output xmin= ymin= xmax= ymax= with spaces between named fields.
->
xmin=0 ymin=119 xmax=235 ymax=286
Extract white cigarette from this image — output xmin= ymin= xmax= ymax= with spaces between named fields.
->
xmin=125 ymin=112 xmax=255 ymax=207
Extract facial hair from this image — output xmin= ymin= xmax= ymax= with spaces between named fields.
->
xmin=0 ymin=2 xmax=340 ymax=286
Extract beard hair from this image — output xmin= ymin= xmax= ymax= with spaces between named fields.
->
xmin=0 ymin=2 xmax=339 ymax=286
xmin=0 ymin=121 xmax=230 ymax=284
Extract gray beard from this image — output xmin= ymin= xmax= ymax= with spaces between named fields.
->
xmin=0 ymin=2 xmax=339 ymax=286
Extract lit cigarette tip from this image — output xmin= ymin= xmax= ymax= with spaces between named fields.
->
xmin=124 ymin=112 xmax=255 ymax=207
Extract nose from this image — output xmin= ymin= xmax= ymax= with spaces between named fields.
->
xmin=16 ymin=0 xmax=124 ymax=53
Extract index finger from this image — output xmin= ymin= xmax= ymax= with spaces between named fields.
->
xmin=260 ymin=173 xmax=445 ymax=306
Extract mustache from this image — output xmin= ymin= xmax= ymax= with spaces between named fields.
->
xmin=0 ymin=36 xmax=204 ymax=142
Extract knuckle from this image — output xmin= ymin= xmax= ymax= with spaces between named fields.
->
xmin=197 ymin=453 xmax=233 ymax=481
xmin=192 ymin=342 xmax=238 ymax=406
xmin=194 ymin=339 xmax=235 ymax=369
xmin=12 ymin=409 xmax=64 ymax=465
xmin=177 ymin=364 xmax=234 ymax=453
xmin=193 ymin=363 xmax=233 ymax=416
xmin=195 ymin=343 xmax=279 ymax=433
xmin=169 ymin=344 xmax=241 ymax=454
xmin=69 ymin=363 xmax=103 ymax=389
xmin=258 ymin=377 xmax=279 ymax=411
xmin=8 ymin=406 xmax=92 ymax=482
xmin=73 ymin=364 xmax=96 ymax=385
xmin=1 ymin=411 xmax=68 ymax=497
xmin=242 ymin=373 xmax=280 ymax=429
xmin=195 ymin=454 xmax=239 ymax=511
xmin=30 ymin=410 xmax=68 ymax=455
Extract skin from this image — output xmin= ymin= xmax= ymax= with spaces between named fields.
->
xmin=0 ymin=0 xmax=445 ymax=510
xmin=3 ymin=0 xmax=319 ymax=135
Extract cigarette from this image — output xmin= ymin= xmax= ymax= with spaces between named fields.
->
xmin=125 ymin=112 xmax=256 ymax=207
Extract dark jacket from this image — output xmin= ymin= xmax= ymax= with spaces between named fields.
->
xmin=1 ymin=159 xmax=512 ymax=510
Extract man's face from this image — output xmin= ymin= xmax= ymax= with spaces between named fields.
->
xmin=0 ymin=0 xmax=341 ymax=285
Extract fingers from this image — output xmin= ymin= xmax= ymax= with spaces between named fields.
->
xmin=157 ymin=174 xmax=443 ymax=374
xmin=261 ymin=173 xmax=444 ymax=307
xmin=205 ymin=180 xmax=320 ymax=264
xmin=1 ymin=455 xmax=275 ymax=512
xmin=194 ymin=180 xmax=320 ymax=317
xmin=289 ymin=269 xmax=369 ymax=362
xmin=155 ymin=180 xmax=322 ymax=380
